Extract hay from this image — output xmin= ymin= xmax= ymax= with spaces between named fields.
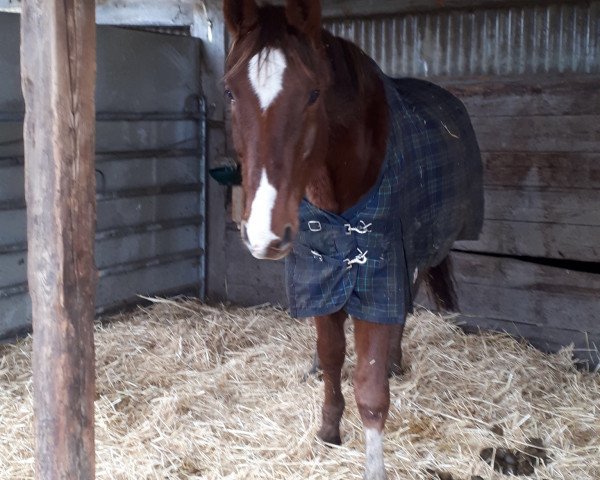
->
xmin=0 ymin=299 xmax=598 ymax=479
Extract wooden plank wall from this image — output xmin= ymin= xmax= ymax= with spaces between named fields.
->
xmin=452 ymin=77 xmax=600 ymax=262
xmin=425 ymin=76 xmax=600 ymax=366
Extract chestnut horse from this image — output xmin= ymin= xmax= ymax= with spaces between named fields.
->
xmin=223 ymin=1 xmax=483 ymax=478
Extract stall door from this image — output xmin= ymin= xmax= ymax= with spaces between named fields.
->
xmin=0 ymin=14 xmax=206 ymax=339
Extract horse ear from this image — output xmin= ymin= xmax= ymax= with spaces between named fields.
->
xmin=285 ymin=0 xmax=322 ymax=46
xmin=223 ymin=0 xmax=259 ymax=38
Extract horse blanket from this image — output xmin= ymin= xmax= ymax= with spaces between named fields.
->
xmin=285 ymin=73 xmax=484 ymax=324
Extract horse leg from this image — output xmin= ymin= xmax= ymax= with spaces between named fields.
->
xmin=386 ymin=324 xmax=405 ymax=377
xmin=315 ymin=310 xmax=347 ymax=445
xmin=425 ymin=255 xmax=458 ymax=312
xmin=354 ymin=319 xmax=393 ymax=480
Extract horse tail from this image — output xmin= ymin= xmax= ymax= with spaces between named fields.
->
xmin=423 ymin=255 xmax=459 ymax=313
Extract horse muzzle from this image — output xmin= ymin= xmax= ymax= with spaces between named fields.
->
xmin=241 ymin=222 xmax=294 ymax=260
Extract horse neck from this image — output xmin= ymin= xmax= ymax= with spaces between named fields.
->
xmin=305 ymin=35 xmax=390 ymax=214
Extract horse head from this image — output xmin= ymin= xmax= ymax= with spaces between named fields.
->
xmin=223 ymin=0 xmax=329 ymax=260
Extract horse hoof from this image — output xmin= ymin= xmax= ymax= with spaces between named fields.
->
xmin=301 ymin=366 xmax=322 ymax=382
xmin=317 ymin=430 xmax=342 ymax=446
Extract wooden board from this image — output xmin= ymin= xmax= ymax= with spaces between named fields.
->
xmin=20 ymin=0 xmax=97 ymax=478
xmin=445 ymin=77 xmax=600 ymax=117
xmin=455 ymin=221 xmax=600 ymax=263
xmin=444 ymin=77 xmax=600 ymax=263
xmin=481 ymin=152 xmax=600 ymax=190
xmin=451 ymin=251 xmax=600 ymax=330
xmin=417 ymin=252 xmax=600 ymax=365
xmin=471 ymin=115 xmax=600 ymax=153
xmin=484 ymin=186 xmax=599 ymax=226
xmin=231 ymin=186 xmax=245 ymax=226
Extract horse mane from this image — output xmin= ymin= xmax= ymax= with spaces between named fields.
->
xmin=321 ymin=30 xmax=376 ymax=100
xmin=225 ymin=5 xmax=321 ymax=85
xmin=224 ymin=4 xmax=378 ymax=101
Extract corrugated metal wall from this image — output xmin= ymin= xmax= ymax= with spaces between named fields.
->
xmin=326 ymin=2 xmax=599 ymax=78
xmin=0 ymin=15 xmax=205 ymax=339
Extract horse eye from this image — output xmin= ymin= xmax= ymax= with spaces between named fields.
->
xmin=308 ymin=89 xmax=320 ymax=106
xmin=225 ymin=89 xmax=234 ymax=102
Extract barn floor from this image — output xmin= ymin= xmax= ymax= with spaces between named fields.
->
xmin=0 ymin=300 xmax=598 ymax=480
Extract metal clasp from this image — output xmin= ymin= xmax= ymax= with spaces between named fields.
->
xmin=308 ymin=221 xmax=322 ymax=232
xmin=311 ymin=250 xmax=324 ymax=262
xmin=344 ymin=248 xmax=368 ymax=270
xmin=344 ymin=221 xmax=373 ymax=235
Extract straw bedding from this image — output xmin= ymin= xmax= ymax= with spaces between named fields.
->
xmin=0 ymin=299 xmax=598 ymax=479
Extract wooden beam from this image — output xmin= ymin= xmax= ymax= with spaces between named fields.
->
xmin=196 ymin=0 xmax=234 ymax=302
xmin=96 ymin=0 xmax=194 ymax=27
xmin=20 ymin=0 xmax=97 ymax=478
xmin=1 ymin=0 xmax=197 ymax=27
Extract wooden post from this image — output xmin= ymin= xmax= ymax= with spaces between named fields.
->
xmin=20 ymin=1 xmax=97 ymax=478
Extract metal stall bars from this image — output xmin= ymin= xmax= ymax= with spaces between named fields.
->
xmin=0 ymin=18 xmax=207 ymax=338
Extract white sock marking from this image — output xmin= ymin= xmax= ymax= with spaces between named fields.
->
xmin=364 ymin=428 xmax=387 ymax=480
xmin=248 ymin=48 xmax=287 ymax=111
xmin=246 ymin=169 xmax=279 ymax=258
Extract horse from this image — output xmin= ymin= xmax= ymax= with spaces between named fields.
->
xmin=222 ymin=1 xmax=484 ymax=478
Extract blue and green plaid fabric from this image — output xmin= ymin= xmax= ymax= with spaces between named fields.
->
xmin=285 ymin=73 xmax=484 ymax=324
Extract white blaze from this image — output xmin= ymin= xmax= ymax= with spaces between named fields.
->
xmin=246 ymin=169 xmax=279 ymax=258
xmin=248 ymin=48 xmax=287 ymax=111
xmin=364 ymin=428 xmax=387 ymax=480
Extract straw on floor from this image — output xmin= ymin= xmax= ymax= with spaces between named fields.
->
xmin=0 ymin=299 xmax=598 ymax=479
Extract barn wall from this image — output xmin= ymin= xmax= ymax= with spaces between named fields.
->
xmin=219 ymin=1 xmax=600 ymax=364
xmin=327 ymin=3 xmax=599 ymax=77
xmin=0 ymin=14 xmax=206 ymax=339
xmin=329 ymin=0 xmax=600 ymax=364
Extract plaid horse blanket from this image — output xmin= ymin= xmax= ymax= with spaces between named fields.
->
xmin=285 ymin=73 xmax=484 ymax=324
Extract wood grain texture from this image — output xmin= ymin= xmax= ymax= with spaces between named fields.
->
xmin=455 ymin=221 xmax=600 ymax=262
xmin=481 ymin=152 xmax=600 ymax=190
xmin=201 ymin=2 xmax=232 ymax=303
xmin=471 ymin=115 xmax=600 ymax=153
xmin=20 ymin=0 xmax=97 ymax=478
xmin=417 ymin=252 xmax=600 ymax=365
xmin=483 ymin=186 xmax=600 ymax=226
xmin=445 ymin=77 xmax=600 ymax=262
xmin=445 ymin=77 xmax=600 ymax=117
xmin=451 ymin=252 xmax=600 ymax=332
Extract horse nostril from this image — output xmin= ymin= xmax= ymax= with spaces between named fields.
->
xmin=280 ymin=224 xmax=293 ymax=249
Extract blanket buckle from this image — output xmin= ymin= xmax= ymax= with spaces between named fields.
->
xmin=344 ymin=248 xmax=368 ymax=270
xmin=308 ymin=221 xmax=322 ymax=232
xmin=344 ymin=221 xmax=372 ymax=235
xmin=311 ymin=250 xmax=324 ymax=262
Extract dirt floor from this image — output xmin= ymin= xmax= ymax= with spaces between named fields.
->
xmin=1 ymin=299 xmax=598 ymax=479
